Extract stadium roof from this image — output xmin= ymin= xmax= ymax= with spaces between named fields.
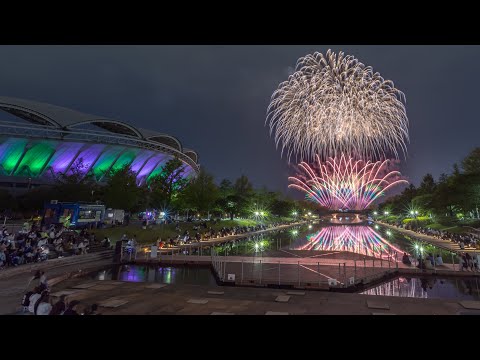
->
xmin=0 ymin=96 xmax=197 ymax=162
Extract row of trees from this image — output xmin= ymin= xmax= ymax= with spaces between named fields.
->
xmin=0 ymin=157 xmax=316 ymax=219
xmin=377 ymin=148 xmax=480 ymax=225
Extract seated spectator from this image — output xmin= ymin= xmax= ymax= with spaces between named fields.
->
xmin=85 ymin=303 xmax=100 ymax=315
xmin=63 ymin=300 xmax=81 ymax=315
xmin=28 ymin=287 xmax=42 ymax=313
xmin=435 ymin=254 xmax=443 ymax=266
xmin=402 ymin=252 xmax=411 ymax=265
xmin=35 ymin=291 xmax=52 ymax=315
xmin=424 ymin=259 xmax=434 ymax=270
xmin=49 ymin=295 xmax=67 ymax=315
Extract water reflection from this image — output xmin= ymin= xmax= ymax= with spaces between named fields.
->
xmin=95 ymin=265 xmax=217 ymax=286
xmin=361 ymin=277 xmax=428 ymax=298
xmin=361 ymin=276 xmax=480 ymax=300
xmin=293 ymin=226 xmax=405 ymax=260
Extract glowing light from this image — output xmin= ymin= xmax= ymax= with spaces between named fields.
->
xmin=415 ymin=244 xmax=419 ymax=250
xmin=160 ymin=212 xmax=165 ymax=217
xmin=254 ymin=243 xmax=259 ymax=250
xmin=384 ymin=211 xmax=389 ymax=216
xmin=308 ymin=225 xmax=312 ymax=229
xmin=260 ymin=212 xmax=265 ymax=216
xmin=294 ymin=226 xmax=405 ymax=260
xmin=386 ymin=230 xmax=392 ymax=236
xmin=289 ymin=155 xmax=407 ymax=210
xmin=373 ymin=211 xmax=378 ymax=215
xmin=266 ymin=49 xmax=408 ymax=162
xmin=374 ymin=225 xmax=379 ymax=230
xmin=255 ymin=211 xmax=259 ymax=216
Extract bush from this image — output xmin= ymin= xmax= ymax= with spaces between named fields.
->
xmin=402 ymin=216 xmax=432 ymax=229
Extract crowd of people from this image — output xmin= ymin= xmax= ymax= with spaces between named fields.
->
xmin=21 ymin=271 xmax=100 ymax=315
xmin=157 ymin=221 xmax=290 ymax=248
xmin=383 ymin=221 xmax=479 ymax=250
xmin=414 ymin=227 xmax=478 ymax=249
xmin=0 ymin=221 xmax=99 ymax=270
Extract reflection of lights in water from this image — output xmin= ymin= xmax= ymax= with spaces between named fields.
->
xmin=120 ymin=266 xmax=143 ymax=282
xmin=295 ymin=226 xmax=405 ymax=260
xmin=361 ymin=277 xmax=428 ymax=298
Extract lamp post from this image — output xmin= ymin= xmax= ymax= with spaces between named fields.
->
xmin=419 ymin=246 xmax=424 ymax=269
xmin=160 ymin=211 xmax=166 ymax=238
xmin=414 ymin=244 xmax=419 ymax=268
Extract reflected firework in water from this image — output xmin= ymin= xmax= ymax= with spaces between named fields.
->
xmin=361 ymin=277 xmax=428 ymax=298
xmin=296 ymin=226 xmax=405 ymax=260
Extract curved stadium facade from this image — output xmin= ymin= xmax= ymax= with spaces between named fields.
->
xmin=0 ymin=97 xmax=199 ymax=190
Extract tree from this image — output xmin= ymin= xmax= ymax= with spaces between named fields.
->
xmin=182 ymin=169 xmax=218 ymax=217
xmin=462 ymin=147 xmax=480 ymax=174
xmin=146 ymin=158 xmax=190 ymax=209
xmin=53 ymin=158 xmax=98 ymax=202
xmin=215 ymin=179 xmax=238 ymax=220
xmin=418 ymin=174 xmax=436 ymax=195
xmin=101 ymin=165 xmax=142 ymax=212
xmin=233 ymin=175 xmax=254 ymax=217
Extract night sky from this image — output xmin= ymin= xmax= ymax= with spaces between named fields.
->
xmin=0 ymin=45 xmax=478 ymax=198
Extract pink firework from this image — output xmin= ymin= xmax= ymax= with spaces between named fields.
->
xmin=288 ymin=154 xmax=408 ymax=210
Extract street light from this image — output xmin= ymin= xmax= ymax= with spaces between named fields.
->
xmin=384 ymin=211 xmax=389 ymax=216
xmin=308 ymin=212 xmax=312 ymax=216
xmin=308 ymin=225 xmax=312 ymax=229
xmin=255 ymin=211 xmax=259 ymax=216
xmin=373 ymin=211 xmax=378 ymax=216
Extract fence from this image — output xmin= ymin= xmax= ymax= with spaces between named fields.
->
xmin=130 ymin=243 xmax=479 ymax=290
xmin=210 ymin=247 xmax=398 ymax=290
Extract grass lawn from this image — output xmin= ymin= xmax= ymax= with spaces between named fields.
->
xmin=92 ymin=217 xmax=296 ymax=245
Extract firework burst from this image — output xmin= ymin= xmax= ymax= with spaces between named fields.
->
xmin=267 ymin=49 xmax=408 ymax=162
xmin=288 ymin=155 xmax=408 ymax=210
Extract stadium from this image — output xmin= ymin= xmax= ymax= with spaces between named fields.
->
xmin=0 ymin=96 xmax=200 ymax=191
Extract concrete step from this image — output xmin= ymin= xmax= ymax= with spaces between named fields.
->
xmin=0 ymin=251 xmax=113 ymax=279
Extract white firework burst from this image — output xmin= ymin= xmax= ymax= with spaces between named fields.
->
xmin=267 ymin=49 xmax=409 ymax=162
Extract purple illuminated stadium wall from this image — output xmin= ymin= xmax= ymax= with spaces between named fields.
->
xmin=0 ymin=137 xmax=195 ymax=185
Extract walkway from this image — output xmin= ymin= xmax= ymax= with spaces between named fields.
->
xmin=17 ymin=276 xmax=479 ymax=315
xmin=377 ymin=222 xmax=479 ymax=254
